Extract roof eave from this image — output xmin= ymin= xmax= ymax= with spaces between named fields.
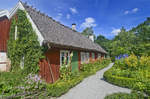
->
xmin=44 ymin=41 xmax=107 ymax=54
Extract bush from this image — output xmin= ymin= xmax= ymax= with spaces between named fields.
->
xmin=139 ymin=56 xmax=150 ymax=70
xmin=124 ymin=54 xmax=138 ymax=70
xmin=46 ymin=59 xmax=111 ymax=97
xmin=0 ymin=72 xmax=46 ymax=97
xmin=105 ymin=91 xmax=145 ymax=99
xmin=104 ymin=70 xmax=137 ymax=89
xmin=104 ymin=65 xmax=150 ymax=96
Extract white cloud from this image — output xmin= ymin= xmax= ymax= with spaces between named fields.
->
xmin=55 ymin=13 xmax=63 ymax=20
xmin=124 ymin=8 xmax=139 ymax=15
xmin=70 ymin=8 xmax=78 ymax=14
xmin=111 ymin=28 xmax=121 ymax=35
xmin=124 ymin=10 xmax=129 ymax=15
xmin=66 ymin=14 xmax=70 ymax=19
xmin=81 ymin=17 xmax=97 ymax=28
xmin=132 ymin=8 xmax=138 ymax=13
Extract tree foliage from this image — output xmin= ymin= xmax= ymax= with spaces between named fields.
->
xmin=95 ymin=18 xmax=150 ymax=58
xmin=81 ymin=27 xmax=96 ymax=41
xmin=95 ymin=35 xmax=110 ymax=52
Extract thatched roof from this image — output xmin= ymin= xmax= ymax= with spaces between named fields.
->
xmin=22 ymin=3 xmax=107 ymax=54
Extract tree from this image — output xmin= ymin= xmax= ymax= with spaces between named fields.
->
xmin=81 ymin=27 xmax=94 ymax=36
xmin=110 ymin=27 xmax=136 ymax=57
xmin=81 ymin=27 xmax=96 ymax=41
xmin=95 ymin=35 xmax=110 ymax=52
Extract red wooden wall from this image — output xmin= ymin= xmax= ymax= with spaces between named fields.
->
xmin=78 ymin=51 xmax=81 ymax=70
xmin=45 ymin=49 xmax=60 ymax=82
xmin=39 ymin=49 xmax=60 ymax=83
xmin=95 ymin=53 xmax=98 ymax=60
xmin=39 ymin=59 xmax=53 ymax=83
xmin=0 ymin=16 xmax=11 ymax=52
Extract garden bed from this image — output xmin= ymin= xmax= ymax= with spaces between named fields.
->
xmin=104 ymin=54 xmax=150 ymax=98
xmin=0 ymin=59 xmax=111 ymax=98
xmin=46 ymin=59 xmax=111 ymax=97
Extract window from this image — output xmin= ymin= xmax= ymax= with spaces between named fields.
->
xmin=92 ymin=53 xmax=95 ymax=59
xmin=81 ymin=52 xmax=90 ymax=64
xmin=85 ymin=52 xmax=89 ymax=62
xmin=60 ymin=50 xmax=70 ymax=66
xmin=81 ymin=52 xmax=85 ymax=64
xmin=98 ymin=53 xmax=101 ymax=59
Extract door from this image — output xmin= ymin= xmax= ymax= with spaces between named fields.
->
xmin=71 ymin=51 xmax=78 ymax=72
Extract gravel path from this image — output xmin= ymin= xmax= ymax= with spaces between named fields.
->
xmin=58 ymin=63 xmax=131 ymax=99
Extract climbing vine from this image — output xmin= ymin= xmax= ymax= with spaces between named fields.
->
xmin=7 ymin=10 xmax=44 ymax=74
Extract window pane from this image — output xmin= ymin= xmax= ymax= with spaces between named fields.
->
xmin=61 ymin=56 xmax=64 ymax=65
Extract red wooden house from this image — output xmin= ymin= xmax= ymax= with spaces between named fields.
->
xmin=0 ymin=1 xmax=107 ymax=83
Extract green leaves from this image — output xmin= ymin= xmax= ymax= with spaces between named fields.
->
xmin=47 ymin=59 xmax=111 ymax=97
xmin=7 ymin=10 xmax=43 ymax=74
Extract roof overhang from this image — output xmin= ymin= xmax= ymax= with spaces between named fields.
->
xmin=0 ymin=10 xmax=9 ymax=18
xmin=44 ymin=41 xmax=107 ymax=54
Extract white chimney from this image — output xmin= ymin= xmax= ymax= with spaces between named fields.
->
xmin=89 ymin=35 xmax=94 ymax=42
xmin=72 ymin=23 xmax=76 ymax=31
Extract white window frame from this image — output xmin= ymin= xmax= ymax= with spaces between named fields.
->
xmin=85 ymin=52 xmax=89 ymax=63
xmin=81 ymin=52 xmax=85 ymax=64
xmin=98 ymin=53 xmax=101 ymax=59
xmin=60 ymin=50 xmax=70 ymax=66
xmin=92 ymin=53 xmax=95 ymax=59
xmin=81 ymin=52 xmax=90 ymax=64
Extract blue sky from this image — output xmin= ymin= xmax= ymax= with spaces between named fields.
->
xmin=1 ymin=0 xmax=150 ymax=39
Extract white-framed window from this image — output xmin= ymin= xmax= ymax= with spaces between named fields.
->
xmin=98 ymin=53 xmax=101 ymax=59
xmin=81 ymin=52 xmax=85 ymax=64
xmin=92 ymin=53 xmax=95 ymax=59
xmin=81 ymin=52 xmax=90 ymax=64
xmin=85 ymin=52 xmax=89 ymax=62
xmin=60 ymin=50 xmax=70 ymax=66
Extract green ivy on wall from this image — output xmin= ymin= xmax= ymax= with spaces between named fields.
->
xmin=7 ymin=10 xmax=44 ymax=74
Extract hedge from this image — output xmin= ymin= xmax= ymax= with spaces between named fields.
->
xmin=46 ymin=59 xmax=111 ymax=97
xmin=104 ymin=70 xmax=137 ymax=89
xmin=105 ymin=92 xmax=146 ymax=99
xmin=104 ymin=68 xmax=150 ymax=96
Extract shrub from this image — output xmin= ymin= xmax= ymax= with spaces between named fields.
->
xmin=46 ymin=59 xmax=111 ymax=97
xmin=124 ymin=54 xmax=138 ymax=70
xmin=139 ymin=56 xmax=150 ymax=70
xmin=114 ymin=59 xmax=126 ymax=69
xmin=105 ymin=91 xmax=145 ymax=99
xmin=104 ymin=70 xmax=137 ymax=88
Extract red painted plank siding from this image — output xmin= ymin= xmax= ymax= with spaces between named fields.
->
xmin=78 ymin=51 xmax=81 ymax=70
xmin=89 ymin=52 xmax=92 ymax=61
xmin=0 ymin=16 xmax=11 ymax=52
xmin=45 ymin=49 xmax=60 ymax=82
xmin=39 ymin=59 xmax=53 ymax=83
xmin=95 ymin=53 xmax=98 ymax=60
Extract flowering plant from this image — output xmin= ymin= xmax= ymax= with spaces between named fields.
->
xmin=115 ymin=54 xmax=128 ymax=60
xmin=17 ymin=74 xmax=45 ymax=92
xmin=125 ymin=54 xmax=138 ymax=70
